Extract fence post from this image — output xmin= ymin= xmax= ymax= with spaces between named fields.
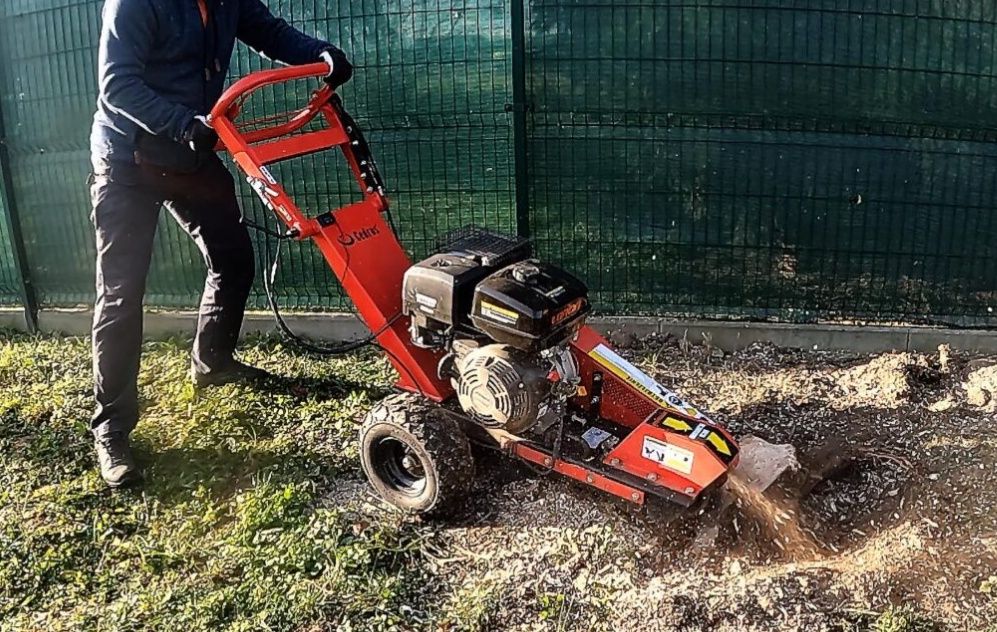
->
xmin=0 ymin=98 xmax=39 ymax=332
xmin=510 ymin=0 xmax=531 ymax=238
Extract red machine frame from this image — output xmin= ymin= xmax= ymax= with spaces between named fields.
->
xmin=210 ymin=64 xmax=740 ymax=508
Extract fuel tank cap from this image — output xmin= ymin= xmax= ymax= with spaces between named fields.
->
xmin=512 ymin=262 xmax=541 ymax=284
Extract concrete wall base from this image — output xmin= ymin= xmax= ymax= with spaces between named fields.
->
xmin=1 ymin=308 xmax=993 ymax=354
xmin=0 ymin=308 xmax=27 ymax=331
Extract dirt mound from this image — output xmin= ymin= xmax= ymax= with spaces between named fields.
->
xmin=829 ymin=353 xmax=930 ymax=409
xmin=422 ymin=341 xmax=997 ymax=631
xmin=654 ymin=340 xmax=939 ymax=420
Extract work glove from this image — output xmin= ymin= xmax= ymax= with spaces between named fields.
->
xmin=183 ymin=115 xmax=218 ymax=152
xmin=320 ymin=47 xmax=353 ymax=89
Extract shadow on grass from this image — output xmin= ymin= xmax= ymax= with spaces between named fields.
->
xmin=131 ymin=437 xmax=351 ymax=509
xmin=192 ymin=371 xmax=379 ymax=402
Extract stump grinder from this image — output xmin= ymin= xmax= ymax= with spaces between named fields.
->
xmin=209 ymin=64 xmax=794 ymax=516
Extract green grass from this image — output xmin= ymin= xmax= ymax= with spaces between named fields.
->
xmin=3 ymin=331 xmax=987 ymax=631
xmin=869 ymin=606 xmax=938 ymax=632
xmin=0 ymin=332 xmax=441 ymax=631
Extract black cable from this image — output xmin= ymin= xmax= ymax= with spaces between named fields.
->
xmin=259 ymin=230 xmax=428 ymax=399
xmin=241 ymin=216 xmax=295 ymax=240
xmin=262 ymin=236 xmax=398 ymax=355
xmin=329 ymin=94 xmax=400 ymax=235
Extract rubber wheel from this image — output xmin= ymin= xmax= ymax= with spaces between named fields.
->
xmin=359 ymin=393 xmax=474 ymax=516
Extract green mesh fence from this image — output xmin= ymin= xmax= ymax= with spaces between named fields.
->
xmin=0 ymin=188 xmax=22 ymax=306
xmin=525 ymin=0 xmax=997 ymax=325
xmin=0 ymin=0 xmax=103 ymax=308
xmin=0 ymin=0 xmax=995 ymax=325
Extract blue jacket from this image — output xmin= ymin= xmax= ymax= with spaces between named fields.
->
xmin=91 ymin=0 xmax=332 ymax=171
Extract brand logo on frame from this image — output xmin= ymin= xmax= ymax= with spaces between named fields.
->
xmin=337 ymin=225 xmax=380 ymax=247
xmin=551 ymin=298 xmax=584 ymax=325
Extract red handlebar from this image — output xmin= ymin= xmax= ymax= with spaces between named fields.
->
xmin=205 ymin=64 xmax=449 ymax=399
xmin=208 ymin=63 xmax=385 ymax=240
xmin=208 ymin=62 xmax=334 ymax=146
xmin=210 ymin=61 xmax=329 ymax=121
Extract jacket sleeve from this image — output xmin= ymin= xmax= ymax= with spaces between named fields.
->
xmin=237 ymin=0 xmax=332 ymax=66
xmin=98 ymin=0 xmax=196 ymax=142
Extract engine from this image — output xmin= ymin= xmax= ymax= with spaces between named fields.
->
xmin=402 ymin=229 xmax=590 ymax=434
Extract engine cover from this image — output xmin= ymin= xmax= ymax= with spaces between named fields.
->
xmin=470 ymin=260 xmax=589 ymax=352
xmin=402 ymin=252 xmax=490 ymax=340
xmin=453 ymin=344 xmax=550 ymax=434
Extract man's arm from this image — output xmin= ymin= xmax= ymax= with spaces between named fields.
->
xmin=98 ymin=0 xmax=196 ymax=143
xmin=237 ymin=0 xmax=335 ymax=66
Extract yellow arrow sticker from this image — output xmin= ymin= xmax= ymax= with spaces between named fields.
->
xmin=706 ymin=432 xmax=732 ymax=456
xmin=662 ymin=416 xmax=692 ymax=432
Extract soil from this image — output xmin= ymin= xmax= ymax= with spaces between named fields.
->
xmin=345 ymin=337 xmax=997 ymax=631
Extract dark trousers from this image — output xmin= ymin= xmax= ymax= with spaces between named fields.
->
xmin=90 ymin=155 xmax=255 ymax=439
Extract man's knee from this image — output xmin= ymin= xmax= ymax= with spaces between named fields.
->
xmin=228 ymin=227 xmax=255 ymax=276
xmin=95 ymin=287 xmax=145 ymax=315
xmin=229 ymin=244 xmax=256 ymax=293
xmin=207 ymin=233 xmax=255 ymax=294
xmin=91 ymin=173 xmax=159 ymax=310
xmin=93 ymin=272 xmax=148 ymax=330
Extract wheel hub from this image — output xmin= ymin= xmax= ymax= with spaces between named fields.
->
xmin=373 ymin=437 xmax=427 ymax=497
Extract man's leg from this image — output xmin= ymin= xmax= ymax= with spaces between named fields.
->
xmin=162 ymin=156 xmax=258 ymax=381
xmin=91 ymin=169 xmax=161 ymax=485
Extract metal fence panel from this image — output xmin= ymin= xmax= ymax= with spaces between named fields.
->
xmin=0 ymin=0 xmax=995 ymax=326
xmin=0 ymin=186 xmax=23 ymax=307
xmin=0 ymin=0 xmax=105 ymax=307
xmin=525 ymin=0 xmax=997 ymax=325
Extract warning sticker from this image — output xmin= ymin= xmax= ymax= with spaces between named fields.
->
xmin=642 ymin=436 xmax=694 ymax=475
xmin=589 ymin=344 xmax=707 ymax=420
xmin=581 ymin=426 xmax=613 ymax=449
xmin=260 ymin=165 xmax=277 ymax=184
xmin=480 ymin=301 xmax=519 ymax=325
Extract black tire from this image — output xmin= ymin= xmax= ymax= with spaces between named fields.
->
xmin=359 ymin=393 xmax=474 ymax=516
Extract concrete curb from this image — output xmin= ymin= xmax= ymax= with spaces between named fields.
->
xmin=31 ymin=308 xmax=371 ymax=341
xmin=4 ymin=308 xmax=994 ymax=354
xmin=0 ymin=309 xmax=27 ymax=332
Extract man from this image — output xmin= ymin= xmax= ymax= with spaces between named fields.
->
xmin=89 ymin=0 xmax=352 ymax=488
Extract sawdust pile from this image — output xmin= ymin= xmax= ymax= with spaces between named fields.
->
xmin=829 ymin=352 xmax=931 ymax=408
xmin=667 ymin=345 xmax=940 ymax=419
xmin=964 ymin=362 xmax=997 ymax=411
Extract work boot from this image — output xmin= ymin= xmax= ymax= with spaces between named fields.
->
xmin=95 ymin=434 xmax=141 ymax=488
xmin=192 ymin=359 xmax=271 ymax=389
